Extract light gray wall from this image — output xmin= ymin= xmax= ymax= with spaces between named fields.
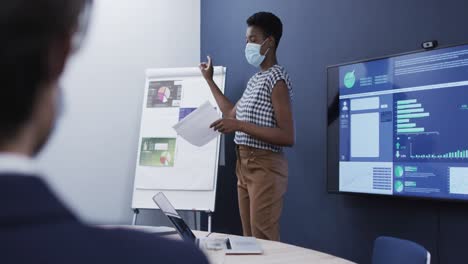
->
xmin=37 ymin=0 xmax=201 ymax=225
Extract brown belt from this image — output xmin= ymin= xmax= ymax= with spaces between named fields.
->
xmin=236 ymin=144 xmax=283 ymax=157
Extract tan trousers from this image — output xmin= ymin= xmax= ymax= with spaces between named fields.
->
xmin=235 ymin=145 xmax=288 ymax=241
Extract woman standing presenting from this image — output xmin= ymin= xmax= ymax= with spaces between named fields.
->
xmin=199 ymin=12 xmax=294 ymax=241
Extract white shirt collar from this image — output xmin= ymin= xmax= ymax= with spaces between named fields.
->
xmin=0 ymin=153 xmax=38 ymax=175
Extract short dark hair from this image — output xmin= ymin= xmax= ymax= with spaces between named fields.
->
xmin=0 ymin=0 xmax=86 ymax=145
xmin=246 ymin=12 xmax=283 ymax=47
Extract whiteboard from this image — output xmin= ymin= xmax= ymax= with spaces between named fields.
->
xmin=131 ymin=67 xmax=226 ymax=211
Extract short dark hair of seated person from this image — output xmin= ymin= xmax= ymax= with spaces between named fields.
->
xmin=0 ymin=1 xmax=208 ymax=263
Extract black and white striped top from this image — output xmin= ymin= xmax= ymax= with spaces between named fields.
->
xmin=235 ymin=64 xmax=293 ymax=152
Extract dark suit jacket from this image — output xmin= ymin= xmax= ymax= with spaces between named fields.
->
xmin=0 ymin=174 xmax=209 ymax=264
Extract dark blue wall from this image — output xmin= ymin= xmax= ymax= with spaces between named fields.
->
xmin=201 ymin=1 xmax=468 ymax=263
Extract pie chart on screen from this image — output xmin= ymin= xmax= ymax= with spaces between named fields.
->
xmin=394 ymin=181 xmax=404 ymax=193
xmin=157 ymin=86 xmax=171 ymax=103
xmin=160 ymin=151 xmax=172 ymax=166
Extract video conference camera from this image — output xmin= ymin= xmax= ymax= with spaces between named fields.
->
xmin=422 ymin=40 xmax=438 ymax=50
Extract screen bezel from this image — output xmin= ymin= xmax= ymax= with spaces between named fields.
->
xmin=326 ymin=41 xmax=468 ymax=203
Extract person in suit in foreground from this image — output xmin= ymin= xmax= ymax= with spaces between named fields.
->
xmin=0 ymin=0 xmax=208 ymax=263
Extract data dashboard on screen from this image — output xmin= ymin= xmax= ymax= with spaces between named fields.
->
xmin=327 ymin=43 xmax=468 ymax=201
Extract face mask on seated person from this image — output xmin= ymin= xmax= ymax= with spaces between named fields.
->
xmin=245 ymin=38 xmax=270 ymax=68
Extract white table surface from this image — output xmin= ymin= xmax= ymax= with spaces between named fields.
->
xmin=98 ymin=225 xmax=355 ymax=264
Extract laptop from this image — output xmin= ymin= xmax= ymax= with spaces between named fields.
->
xmin=152 ymin=192 xmax=263 ymax=255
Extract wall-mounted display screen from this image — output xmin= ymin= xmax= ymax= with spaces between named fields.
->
xmin=327 ymin=43 xmax=468 ymax=201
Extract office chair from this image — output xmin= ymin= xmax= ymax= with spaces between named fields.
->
xmin=372 ymin=236 xmax=430 ymax=264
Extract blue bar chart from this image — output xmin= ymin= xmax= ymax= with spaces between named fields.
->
xmin=410 ymin=148 xmax=468 ymax=159
xmin=394 ymin=87 xmax=468 ymax=163
xmin=396 ymin=99 xmax=430 ymax=134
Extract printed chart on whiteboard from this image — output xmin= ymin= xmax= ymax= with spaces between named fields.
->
xmin=134 ymin=67 xmax=225 ymax=191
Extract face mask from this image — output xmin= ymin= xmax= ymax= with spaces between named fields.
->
xmin=56 ymin=86 xmax=65 ymax=120
xmin=33 ymin=86 xmax=65 ymax=156
xmin=245 ymin=39 xmax=270 ymax=67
